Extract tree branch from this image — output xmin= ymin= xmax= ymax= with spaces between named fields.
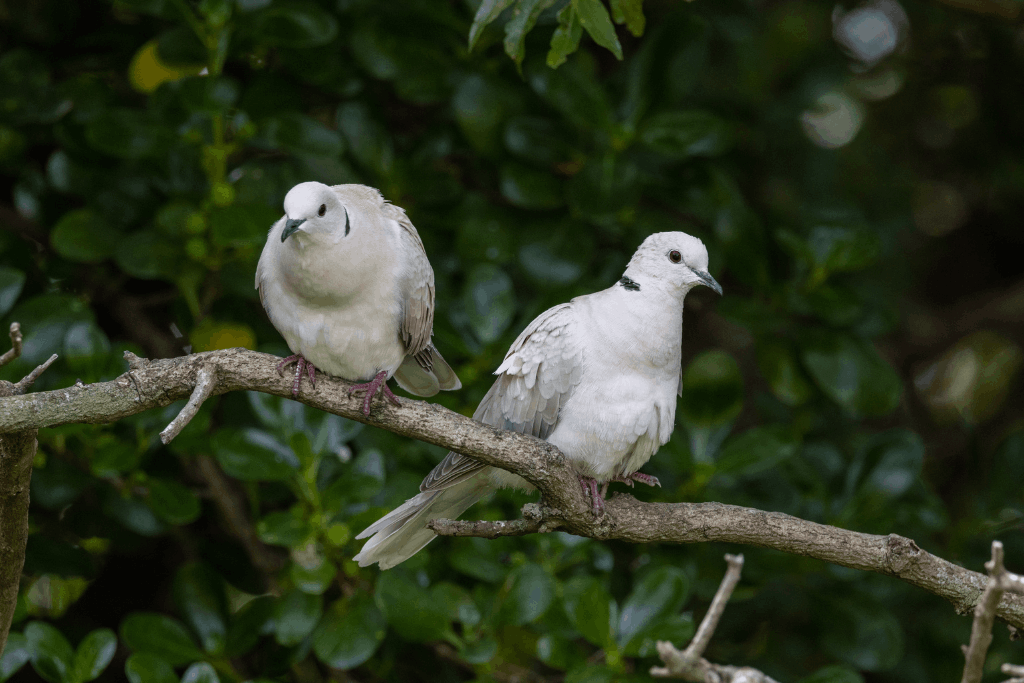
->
xmin=960 ymin=541 xmax=1024 ymax=683
xmin=1 ymin=347 xmax=1024 ymax=632
xmin=0 ymin=327 xmax=57 ymax=656
xmin=651 ymin=554 xmax=779 ymax=682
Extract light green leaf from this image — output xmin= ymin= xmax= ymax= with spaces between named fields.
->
xmin=547 ymin=4 xmax=582 ymax=68
xmin=181 ymin=662 xmax=220 ymax=683
xmin=124 ymin=653 xmax=177 ymax=683
xmin=610 ymin=0 xmax=645 ymax=36
xmin=575 ymin=0 xmax=623 ymax=60
xmin=500 ymin=563 xmax=555 ymax=625
xmin=799 ymin=331 xmax=902 ymax=417
xmin=24 ymin=622 xmax=74 ymax=683
xmin=799 ymin=664 xmax=865 ymax=683
xmin=374 ymin=572 xmax=450 ymax=642
xmin=256 ymin=508 xmax=311 ymax=547
xmin=70 ymin=629 xmax=116 ymax=683
xmin=0 ymin=632 xmax=30 ymax=682
xmin=618 ymin=567 xmax=689 ymax=648
xmin=463 ymin=264 xmax=515 ymax=344
xmin=562 ymin=577 xmax=614 ymax=647
xmin=640 ymin=110 xmax=733 ymax=158
xmin=469 ymin=0 xmax=514 ymax=49
xmin=716 ymin=425 xmax=799 ymax=476
xmin=0 ymin=267 xmax=25 ymax=318
xmin=504 ymin=0 xmax=557 ymax=68
xmin=173 ymin=564 xmax=228 ymax=656
xmin=147 ymin=478 xmax=201 ymax=526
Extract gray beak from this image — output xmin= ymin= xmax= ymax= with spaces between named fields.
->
xmin=696 ymin=270 xmax=723 ymax=295
xmin=281 ymin=218 xmax=306 ymax=242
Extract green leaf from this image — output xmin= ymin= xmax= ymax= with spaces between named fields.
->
xmin=0 ymin=632 xmax=30 ymax=682
xmin=463 ymin=264 xmax=515 ymax=344
xmin=469 ymin=0 xmax=514 ymax=49
xmin=274 ymin=590 xmax=323 ymax=647
xmin=562 ymin=577 xmax=614 ymax=647
xmin=622 ymin=612 xmax=694 ymax=657
xmin=50 ymin=209 xmax=118 ymax=264
xmin=575 ymin=0 xmax=623 ymax=60
xmin=374 ymin=572 xmax=450 ymax=642
xmin=799 ymin=331 xmax=902 ymax=417
xmin=70 ymin=629 xmax=116 ymax=683
xmin=147 ymin=478 xmax=201 ymax=526
xmin=609 ymin=0 xmax=645 ymax=36
xmin=257 ymin=112 xmax=344 ymax=159
xmin=224 ymin=596 xmax=276 ymax=657
xmin=617 ymin=567 xmax=689 ymax=648
xmin=212 ymin=429 xmax=299 ymax=482
xmin=806 ymin=225 xmax=880 ymax=276
xmin=856 ymin=430 xmax=924 ymax=499
xmin=115 ymin=231 xmax=182 ymax=280
xmin=820 ymin=602 xmax=904 ymax=672
xmin=289 ymin=555 xmax=336 ymax=595
xmin=504 ymin=0 xmax=557 ymax=68
xmin=716 ymin=425 xmax=799 ymax=476
xmin=173 ymin=563 xmax=228 ymax=656
xmin=256 ymin=508 xmax=311 ymax=547
xmin=0 ymin=267 xmax=25 ymax=318
xmin=547 ymin=4 xmax=583 ymax=69
xmin=799 ymin=665 xmax=865 ymax=683
xmin=501 ymin=563 xmax=555 ymax=625
xmin=757 ymin=341 xmax=814 ymax=406
xmin=119 ymin=613 xmax=203 ymax=666
xmin=25 ymin=622 xmax=74 ymax=683
xmin=252 ymin=1 xmax=339 ymax=48
xmin=336 ymin=102 xmax=394 ymax=177
xmin=640 ymin=110 xmax=733 ymax=158
xmin=312 ymin=596 xmax=386 ymax=670
xmin=461 ymin=638 xmax=498 ymax=664
xmin=63 ymin=322 xmax=110 ymax=369
xmin=181 ymin=662 xmax=220 ymax=683
xmin=124 ymin=653 xmax=177 ymax=683
xmin=209 ymin=205 xmax=279 ymax=248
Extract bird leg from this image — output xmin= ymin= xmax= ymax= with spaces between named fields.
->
xmin=347 ymin=370 xmax=401 ymax=417
xmin=276 ymin=354 xmax=317 ymax=397
xmin=612 ymin=472 xmax=661 ymax=488
xmin=577 ymin=475 xmax=605 ymax=516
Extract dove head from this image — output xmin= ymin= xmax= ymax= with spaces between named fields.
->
xmin=280 ymin=182 xmax=349 ymax=243
xmin=622 ymin=232 xmax=722 ymax=297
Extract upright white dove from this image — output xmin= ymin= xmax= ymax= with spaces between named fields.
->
xmin=354 ymin=231 xmax=722 ymax=569
xmin=256 ymin=182 xmax=461 ymax=416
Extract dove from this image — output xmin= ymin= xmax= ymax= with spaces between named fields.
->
xmin=256 ymin=182 xmax=461 ymax=416
xmin=354 ymin=231 xmax=721 ymax=569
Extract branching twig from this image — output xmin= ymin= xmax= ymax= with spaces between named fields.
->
xmin=961 ymin=541 xmax=1024 ymax=683
xmin=160 ymin=365 xmax=216 ymax=444
xmin=651 ymin=554 xmax=779 ymax=682
xmin=1003 ymin=663 xmax=1024 ymax=683
xmin=2 ymin=348 xmax=1024 ymax=631
xmin=13 ymin=354 xmax=58 ymax=394
xmin=428 ymin=502 xmax=563 ymax=537
xmin=0 ymin=323 xmax=22 ymax=368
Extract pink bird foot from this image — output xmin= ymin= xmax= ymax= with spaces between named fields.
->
xmin=277 ymin=354 xmax=317 ymax=397
xmin=347 ymin=370 xmax=401 ymax=417
xmin=612 ymin=472 xmax=661 ymax=488
xmin=578 ymin=475 xmax=605 ymax=516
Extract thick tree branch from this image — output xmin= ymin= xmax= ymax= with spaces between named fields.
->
xmin=652 ymin=554 xmax=779 ymax=682
xmin=1 ymin=347 xmax=1024 ymax=632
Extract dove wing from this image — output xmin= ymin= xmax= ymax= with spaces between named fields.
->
xmin=420 ymin=303 xmax=584 ymax=492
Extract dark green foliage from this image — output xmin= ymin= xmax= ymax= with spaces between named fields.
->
xmin=1 ymin=0 xmax=1023 ymax=682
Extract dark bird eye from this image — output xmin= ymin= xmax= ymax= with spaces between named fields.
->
xmin=669 ymin=250 xmax=682 ymax=263
xmin=318 ymin=204 xmax=326 ymax=217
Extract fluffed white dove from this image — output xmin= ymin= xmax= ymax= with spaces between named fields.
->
xmin=354 ymin=231 xmax=722 ymax=569
xmin=256 ymin=181 xmax=461 ymax=416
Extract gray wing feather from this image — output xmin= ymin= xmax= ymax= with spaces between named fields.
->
xmin=419 ymin=303 xmax=582 ymax=492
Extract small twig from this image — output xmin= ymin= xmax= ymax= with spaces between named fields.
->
xmin=160 ymin=365 xmax=216 ymax=444
xmin=428 ymin=502 xmax=563 ymax=537
xmin=13 ymin=354 xmax=58 ymax=394
xmin=652 ymin=554 xmax=780 ymax=682
xmin=1002 ymin=663 xmax=1024 ymax=683
xmin=0 ymin=323 xmax=22 ymax=368
xmin=961 ymin=541 xmax=1009 ymax=683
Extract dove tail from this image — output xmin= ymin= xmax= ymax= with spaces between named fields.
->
xmin=353 ymin=478 xmax=490 ymax=569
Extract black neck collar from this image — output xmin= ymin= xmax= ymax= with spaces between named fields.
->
xmin=619 ymin=276 xmax=640 ymax=291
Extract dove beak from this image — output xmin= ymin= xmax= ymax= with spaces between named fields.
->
xmin=695 ymin=270 xmax=723 ymax=295
xmin=281 ymin=218 xmax=306 ymax=242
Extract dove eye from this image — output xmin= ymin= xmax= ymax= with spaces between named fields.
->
xmin=669 ymin=250 xmax=682 ymax=263
xmin=318 ymin=204 xmax=326 ymax=217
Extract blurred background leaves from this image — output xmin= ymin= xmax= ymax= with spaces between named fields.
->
xmin=1 ymin=0 xmax=1023 ymax=681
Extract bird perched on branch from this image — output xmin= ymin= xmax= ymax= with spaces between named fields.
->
xmin=354 ymin=231 xmax=722 ymax=569
xmin=256 ymin=182 xmax=461 ymax=416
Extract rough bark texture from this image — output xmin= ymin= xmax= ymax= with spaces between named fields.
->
xmin=0 ymin=390 xmax=37 ymax=657
xmin=0 ymin=348 xmax=1022 ymax=631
